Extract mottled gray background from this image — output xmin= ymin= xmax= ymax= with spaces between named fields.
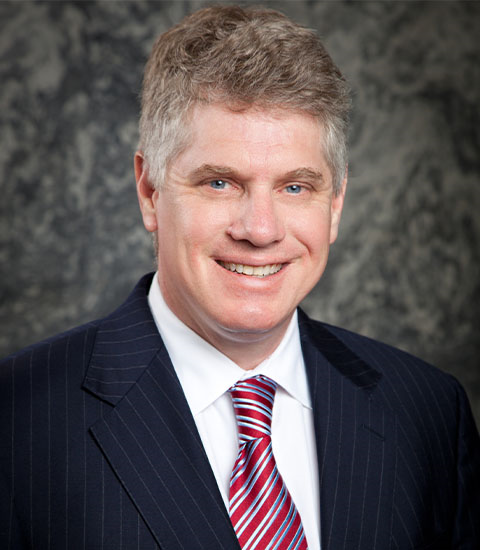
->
xmin=1 ymin=1 xmax=479 ymax=427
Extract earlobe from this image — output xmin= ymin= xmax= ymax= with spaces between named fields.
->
xmin=134 ymin=151 xmax=158 ymax=233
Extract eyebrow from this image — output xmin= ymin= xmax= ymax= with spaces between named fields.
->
xmin=283 ymin=168 xmax=325 ymax=185
xmin=188 ymin=164 xmax=325 ymax=185
xmin=189 ymin=164 xmax=240 ymax=181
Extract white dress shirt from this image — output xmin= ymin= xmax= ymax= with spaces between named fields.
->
xmin=148 ymin=274 xmax=320 ymax=549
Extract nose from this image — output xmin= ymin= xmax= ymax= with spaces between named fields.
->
xmin=227 ymin=189 xmax=286 ymax=247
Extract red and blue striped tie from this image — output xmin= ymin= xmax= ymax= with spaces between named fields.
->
xmin=229 ymin=375 xmax=309 ymax=550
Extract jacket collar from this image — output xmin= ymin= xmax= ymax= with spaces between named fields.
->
xmin=298 ymin=308 xmax=382 ymax=394
xmin=84 ymin=277 xmax=383 ymax=405
xmin=82 ymin=273 xmax=162 ymax=405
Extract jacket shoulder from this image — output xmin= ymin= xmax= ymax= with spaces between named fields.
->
xmin=299 ymin=311 xmax=466 ymax=415
xmin=0 ymin=319 xmax=100 ymax=366
xmin=305 ymin=314 xmax=452 ymax=381
xmin=0 ymin=320 xmax=101 ymax=400
xmin=0 ymin=273 xmax=155 ymax=376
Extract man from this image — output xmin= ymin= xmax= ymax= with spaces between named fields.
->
xmin=1 ymin=5 xmax=479 ymax=550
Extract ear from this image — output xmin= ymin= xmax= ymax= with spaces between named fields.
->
xmin=135 ymin=151 xmax=158 ymax=233
xmin=329 ymin=168 xmax=348 ymax=244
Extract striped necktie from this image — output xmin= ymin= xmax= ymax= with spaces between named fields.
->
xmin=229 ymin=375 xmax=309 ymax=550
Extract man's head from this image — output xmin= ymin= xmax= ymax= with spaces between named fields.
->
xmin=136 ymin=5 xmax=350 ymax=368
xmin=139 ymin=5 xmax=350 ymax=194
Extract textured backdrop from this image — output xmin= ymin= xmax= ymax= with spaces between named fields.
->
xmin=1 ymin=1 xmax=479 ymax=427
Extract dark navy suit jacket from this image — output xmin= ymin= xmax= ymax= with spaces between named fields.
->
xmin=1 ymin=273 xmax=479 ymax=549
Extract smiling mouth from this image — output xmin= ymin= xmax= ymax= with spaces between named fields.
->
xmin=217 ymin=261 xmax=284 ymax=277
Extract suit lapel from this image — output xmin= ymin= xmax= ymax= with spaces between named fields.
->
xmin=299 ymin=310 xmax=396 ymax=550
xmin=83 ymin=274 xmax=240 ymax=550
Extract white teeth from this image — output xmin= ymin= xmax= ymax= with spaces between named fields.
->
xmin=218 ymin=261 xmax=283 ymax=277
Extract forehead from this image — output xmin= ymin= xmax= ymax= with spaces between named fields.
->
xmin=171 ymin=103 xmax=331 ymax=181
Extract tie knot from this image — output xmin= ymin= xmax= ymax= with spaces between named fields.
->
xmin=229 ymin=375 xmax=277 ymax=442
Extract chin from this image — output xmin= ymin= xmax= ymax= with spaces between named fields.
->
xmin=215 ymin=308 xmax=290 ymax=338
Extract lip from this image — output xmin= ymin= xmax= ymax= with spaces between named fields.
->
xmin=216 ymin=256 xmax=289 ymax=266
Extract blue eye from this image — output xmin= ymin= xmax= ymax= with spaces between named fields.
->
xmin=286 ymin=184 xmax=302 ymax=194
xmin=209 ymin=179 xmax=228 ymax=190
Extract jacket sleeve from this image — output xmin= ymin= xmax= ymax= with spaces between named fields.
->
xmin=0 ymin=472 xmax=28 ymax=550
xmin=451 ymin=380 xmax=480 ymax=548
xmin=0 ymin=357 xmax=28 ymax=550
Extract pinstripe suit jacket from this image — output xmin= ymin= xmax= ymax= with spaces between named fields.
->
xmin=1 ymin=273 xmax=479 ymax=550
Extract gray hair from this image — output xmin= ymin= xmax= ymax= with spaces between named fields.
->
xmin=139 ymin=5 xmax=351 ymax=194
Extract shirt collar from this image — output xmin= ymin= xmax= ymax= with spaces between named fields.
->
xmin=148 ymin=273 xmax=311 ymax=415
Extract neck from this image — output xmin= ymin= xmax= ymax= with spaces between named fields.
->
xmin=198 ymin=321 xmax=291 ymax=370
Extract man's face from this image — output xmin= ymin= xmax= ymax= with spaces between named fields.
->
xmin=137 ymin=103 xmax=346 ymax=350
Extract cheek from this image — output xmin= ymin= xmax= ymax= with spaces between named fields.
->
xmin=162 ymin=201 xmax=231 ymax=262
xmin=291 ymin=208 xmax=332 ymax=253
xmin=186 ymin=202 xmax=233 ymax=240
xmin=156 ymin=199 xmax=196 ymax=239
